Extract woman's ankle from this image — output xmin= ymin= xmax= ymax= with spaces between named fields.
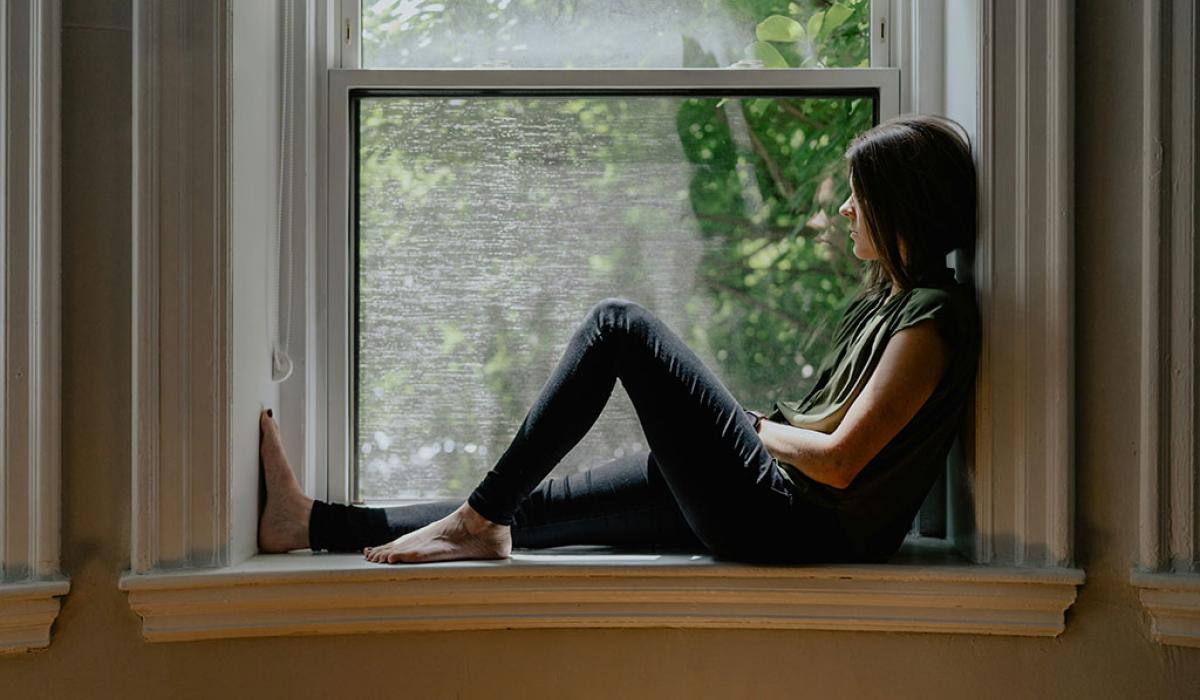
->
xmin=459 ymin=501 xmax=507 ymax=532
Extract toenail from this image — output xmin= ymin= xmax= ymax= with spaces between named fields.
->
xmin=267 ymin=408 xmax=273 ymax=418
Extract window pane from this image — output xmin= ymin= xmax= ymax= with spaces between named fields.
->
xmin=361 ymin=0 xmax=872 ymax=69
xmin=357 ymin=94 xmax=874 ymax=501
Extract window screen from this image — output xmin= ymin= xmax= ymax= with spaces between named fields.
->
xmin=354 ymin=93 xmax=875 ymax=501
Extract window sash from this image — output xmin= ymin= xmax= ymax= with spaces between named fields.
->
xmin=321 ymin=68 xmax=900 ymax=504
xmin=334 ymin=0 xmax=893 ymax=71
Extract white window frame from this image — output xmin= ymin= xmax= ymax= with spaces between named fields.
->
xmin=122 ymin=0 xmax=1086 ymax=644
xmin=320 ymin=67 xmax=901 ymax=506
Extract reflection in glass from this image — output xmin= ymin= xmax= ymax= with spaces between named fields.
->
xmin=360 ymin=0 xmax=871 ymax=69
xmin=356 ymin=94 xmax=873 ymax=502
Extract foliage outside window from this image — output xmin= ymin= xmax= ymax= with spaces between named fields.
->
xmin=355 ymin=0 xmax=874 ymax=501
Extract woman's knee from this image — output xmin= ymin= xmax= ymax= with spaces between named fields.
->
xmin=588 ymin=297 xmax=641 ymax=323
xmin=587 ymin=298 xmax=657 ymax=340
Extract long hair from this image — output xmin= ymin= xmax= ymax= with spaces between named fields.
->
xmin=845 ymin=115 xmax=977 ymax=299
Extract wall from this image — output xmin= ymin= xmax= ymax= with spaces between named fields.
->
xmin=0 ymin=1 xmax=1196 ymax=697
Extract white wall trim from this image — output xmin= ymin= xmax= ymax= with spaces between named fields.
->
xmin=1133 ymin=0 xmax=1200 ymax=648
xmin=893 ymin=0 xmax=1075 ymax=570
xmin=1130 ymin=572 xmax=1200 ymax=648
xmin=953 ymin=0 xmax=1074 ymax=568
xmin=120 ymin=544 xmax=1084 ymax=643
xmin=131 ymin=0 xmax=232 ymax=572
xmin=955 ymin=0 xmax=995 ymax=565
xmin=1044 ymin=0 xmax=1074 ymax=586
xmin=0 ymin=580 xmax=69 ymax=654
xmin=0 ymin=0 xmax=67 ymax=654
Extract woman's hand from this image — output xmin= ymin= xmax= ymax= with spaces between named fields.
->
xmin=743 ymin=408 xmax=767 ymax=435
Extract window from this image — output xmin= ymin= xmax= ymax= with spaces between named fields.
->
xmin=124 ymin=0 xmax=1084 ymax=643
xmin=324 ymin=0 xmax=904 ymax=510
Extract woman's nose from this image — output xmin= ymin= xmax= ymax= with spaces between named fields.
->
xmin=838 ymin=197 xmax=854 ymax=219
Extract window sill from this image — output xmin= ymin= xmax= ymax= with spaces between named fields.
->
xmin=1130 ymin=570 xmax=1200 ymax=648
xmin=119 ymin=538 xmax=1084 ymax=642
xmin=0 ymin=579 xmax=71 ymax=654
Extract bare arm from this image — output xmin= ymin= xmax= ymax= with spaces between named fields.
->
xmin=757 ymin=318 xmax=951 ymax=489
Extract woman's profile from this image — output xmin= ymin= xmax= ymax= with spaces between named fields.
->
xmin=258 ymin=114 xmax=982 ymax=566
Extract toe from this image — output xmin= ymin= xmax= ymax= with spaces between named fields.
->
xmin=260 ymin=410 xmax=281 ymax=439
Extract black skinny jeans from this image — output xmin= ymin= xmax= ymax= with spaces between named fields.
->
xmin=310 ymin=298 xmax=848 ymax=564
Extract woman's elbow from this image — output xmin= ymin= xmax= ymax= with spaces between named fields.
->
xmin=824 ymin=452 xmax=861 ymax=491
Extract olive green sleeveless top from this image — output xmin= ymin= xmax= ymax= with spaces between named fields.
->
xmin=766 ymin=265 xmax=982 ymax=561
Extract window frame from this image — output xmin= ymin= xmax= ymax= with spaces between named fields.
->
xmin=123 ymin=0 xmax=1087 ymax=644
xmin=321 ymin=67 xmax=901 ymax=506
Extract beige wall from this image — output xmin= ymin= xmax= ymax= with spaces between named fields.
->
xmin=0 ymin=1 xmax=1196 ymax=697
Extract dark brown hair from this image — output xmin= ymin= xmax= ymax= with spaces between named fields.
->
xmin=845 ymin=115 xmax=976 ymax=298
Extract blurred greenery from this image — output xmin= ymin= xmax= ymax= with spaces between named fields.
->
xmin=355 ymin=0 xmax=872 ymax=500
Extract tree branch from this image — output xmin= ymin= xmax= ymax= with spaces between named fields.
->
xmin=775 ymin=100 xmax=829 ymax=132
xmin=691 ymin=213 xmax=821 ymax=242
xmin=699 ymin=273 xmax=810 ymax=330
xmin=745 ymin=126 xmax=796 ymax=203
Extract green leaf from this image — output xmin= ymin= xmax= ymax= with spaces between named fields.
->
xmin=682 ymin=34 xmax=718 ymax=68
xmin=745 ymin=41 xmax=789 ymax=69
xmin=438 ymin=323 xmax=465 ymax=354
xmin=821 ymin=4 xmax=855 ymax=38
xmin=807 ymin=11 xmax=825 ymax=42
xmin=755 ymin=15 xmax=804 ymax=43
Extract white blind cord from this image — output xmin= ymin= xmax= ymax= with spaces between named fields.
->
xmin=271 ymin=0 xmax=295 ymax=382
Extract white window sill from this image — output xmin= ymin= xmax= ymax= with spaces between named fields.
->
xmin=119 ymin=537 xmax=1084 ymax=642
xmin=1130 ymin=570 xmax=1200 ymax=648
xmin=0 ymin=579 xmax=71 ymax=654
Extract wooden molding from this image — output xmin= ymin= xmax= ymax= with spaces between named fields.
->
xmin=0 ymin=580 xmax=70 ymax=655
xmin=1131 ymin=572 xmax=1200 ymax=648
xmin=121 ymin=544 xmax=1085 ymax=643
xmin=1134 ymin=0 xmax=1199 ymax=648
xmin=0 ymin=0 xmax=68 ymax=654
xmin=131 ymin=0 xmax=232 ymax=572
xmin=959 ymin=0 xmax=1074 ymax=568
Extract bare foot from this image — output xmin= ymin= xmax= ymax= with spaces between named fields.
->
xmin=363 ymin=502 xmax=512 ymax=564
xmin=258 ymin=409 xmax=314 ymax=553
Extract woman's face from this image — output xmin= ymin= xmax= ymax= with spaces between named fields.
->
xmin=839 ymin=190 xmax=878 ymax=261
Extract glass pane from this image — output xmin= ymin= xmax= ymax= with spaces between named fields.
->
xmin=361 ymin=0 xmax=871 ymax=69
xmin=357 ymin=93 xmax=874 ymax=501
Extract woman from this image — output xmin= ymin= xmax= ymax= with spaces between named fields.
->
xmin=258 ymin=114 xmax=981 ymax=566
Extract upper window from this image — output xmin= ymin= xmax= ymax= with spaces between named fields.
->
xmin=358 ymin=0 xmax=874 ymax=69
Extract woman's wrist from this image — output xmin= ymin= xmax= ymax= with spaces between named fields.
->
xmin=744 ymin=408 xmax=766 ymax=434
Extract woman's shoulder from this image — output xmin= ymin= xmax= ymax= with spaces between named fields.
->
xmin=891 ymin=279 xmax=980 ymax=348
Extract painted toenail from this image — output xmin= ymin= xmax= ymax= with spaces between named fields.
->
xmin=267 ymin=408 xmax=273 ymax=417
